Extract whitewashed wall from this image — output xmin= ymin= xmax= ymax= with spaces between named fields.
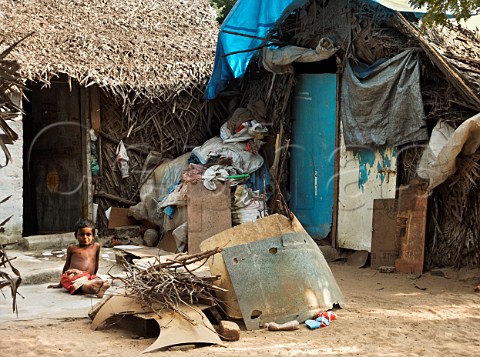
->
xmin=336 ymin=125 xmax=397 ymax=252
xmin=0 ymin=91 xmax=23 ymax=243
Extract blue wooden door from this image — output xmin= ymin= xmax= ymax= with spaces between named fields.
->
xmin=290 ymin=74 xmax=336 ymax=239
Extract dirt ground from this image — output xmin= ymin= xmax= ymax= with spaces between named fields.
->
xmin=1 ymin=262 xmax=480 ymax=357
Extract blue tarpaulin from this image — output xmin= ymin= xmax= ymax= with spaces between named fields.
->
xmin=205 ymin=0 xmax=308 ymax=100
xmin=206 ymin=0 xmax=428 ymax=100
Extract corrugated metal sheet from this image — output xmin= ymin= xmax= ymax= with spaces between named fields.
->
xmin=222 ymin=232 xmax=346 ymax=330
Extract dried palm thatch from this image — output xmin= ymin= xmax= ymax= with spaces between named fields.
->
xmin=0 ymin=37 xmax=22 ymax=314
xmin=427 ymin=152 xmax=480 ymax=269
xmin=0 ymin=38 xmax=23 ymax=166
xmin=0 ymin=0 xmax=218 ymax=104
xmin=1 ymin=0 xmax=219 ymax=231
xmin=0 ymin=242 xmax=22 ymax=315
xmin=393 ymin=12 xmax=480 ymax=113
xmin=116 ymin=248 xmax=224 ymax=324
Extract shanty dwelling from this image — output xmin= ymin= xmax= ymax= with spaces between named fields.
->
xmin=207 ymin=0 xmax=480 ymax=272
xmin=0 ymin=0 xmax=218 ymax=243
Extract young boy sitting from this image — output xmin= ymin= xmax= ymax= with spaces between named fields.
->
xmin=48 ymin=218 xmax=110 ymax=298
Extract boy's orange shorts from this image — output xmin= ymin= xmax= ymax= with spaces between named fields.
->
xmin=60 ymin=268 xmax=98 ymax=294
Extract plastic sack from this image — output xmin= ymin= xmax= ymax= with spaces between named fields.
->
xmin=116 ymin=140 xmax=130 ymax=178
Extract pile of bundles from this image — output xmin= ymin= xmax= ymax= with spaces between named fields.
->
xmin=130 ymin=100 xmax=272 ymax=249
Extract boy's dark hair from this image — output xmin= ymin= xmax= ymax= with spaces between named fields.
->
xmin=74 ymin=218 xmax=96 ymax=236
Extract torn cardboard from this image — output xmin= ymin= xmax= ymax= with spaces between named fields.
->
xmin=90 ymin=295 xmax=221 ymax=353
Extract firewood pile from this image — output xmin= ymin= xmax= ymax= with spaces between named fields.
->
xmin=115 ymin=248 xmax=224 ymax=323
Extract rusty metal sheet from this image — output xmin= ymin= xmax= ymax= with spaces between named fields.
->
xmin=222 ymin=232 xmax=345 ymax=330
xmin=395 ymin=184 xmax=428 ymax=275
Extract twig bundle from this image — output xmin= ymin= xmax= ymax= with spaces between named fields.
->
xmin=116 ymin=247 xmax=224 ymax=324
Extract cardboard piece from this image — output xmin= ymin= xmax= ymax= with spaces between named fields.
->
xmin=346 ymin=250 xmax=369 ymax=268
xmin=142 ymin=304 xmax=222 ymax=353
xmin=108 ymin=207 xmax=139 ymax=229
xmin=199 ymin=214 xmax=308 ymax=319
xmin=113 ymin=245 xmax=168 ymax=259
xmin=187 ymin=181 xmax=232 ymax=254
xmin=371 ymin=199 xmax=399 ymax=269
xmin=90 ymin=295 xmax=221 ymax=353
xmin=157 ymin=230 xmax=178 ymax=253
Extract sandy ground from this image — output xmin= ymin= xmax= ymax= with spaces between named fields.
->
xmin=1 ymin=262 xmax=480 ymax=356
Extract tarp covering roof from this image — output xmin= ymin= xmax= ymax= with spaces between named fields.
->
xmin=205 ymin=0 xmax=432 ymax=100
xmin=0 ymin=0 xmax=219 ymax=101
xmin=205 ymin=0 xmax=308 ymax=100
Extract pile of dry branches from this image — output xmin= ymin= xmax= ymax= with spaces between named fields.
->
xmin=117 ymin=248 xmax=224 ymax=323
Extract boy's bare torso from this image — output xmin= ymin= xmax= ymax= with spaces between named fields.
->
xmin=66 ymin=243 xmax=100 ymax=275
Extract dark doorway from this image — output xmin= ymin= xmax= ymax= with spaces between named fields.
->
xmin=23 ymin=76 xmax=84 ymax=235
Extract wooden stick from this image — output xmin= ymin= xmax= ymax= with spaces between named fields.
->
xmin=94 ymin=191 xmax=137 ymax=206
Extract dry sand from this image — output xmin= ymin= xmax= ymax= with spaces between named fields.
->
xmin=1 ymin=262 xmax=480 ymax=356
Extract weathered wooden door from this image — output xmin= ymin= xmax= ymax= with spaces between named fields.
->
xmin=290 ymin=74 xmax=336 ymax=239
xmin=25 ymin=80 xmax=84 ymax=233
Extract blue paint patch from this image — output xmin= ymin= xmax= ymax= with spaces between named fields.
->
xmin=353 ymin=149 xmax=376 ymax=191
xmin=353 ymin=147 xmax=397 ymax=189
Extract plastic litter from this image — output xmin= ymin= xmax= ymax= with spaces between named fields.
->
xmin=264 ymin=320 xmax=300 ymax=331
xmin=305 ymin=319 xmax=321 ymax=330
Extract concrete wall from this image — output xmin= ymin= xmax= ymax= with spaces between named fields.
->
xmin=0 ymin=91 xmax=23 ymax=243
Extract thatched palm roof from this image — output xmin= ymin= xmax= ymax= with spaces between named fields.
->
xmin=0 ymin=0 xmax=218 ymax=101
xmin=393 ymin=12 xmax=480 ymax=111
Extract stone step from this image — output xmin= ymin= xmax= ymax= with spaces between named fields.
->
xmin=21 ymin=233 xmax=77 ymax=250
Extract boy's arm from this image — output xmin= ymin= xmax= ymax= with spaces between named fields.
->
xmin=48 ymin=245 xmax=72 ymax=288
xmin=62 ymin=245 xmax=73 ymax=274
xmin=94 ymin=242 xmax=100 ymax=275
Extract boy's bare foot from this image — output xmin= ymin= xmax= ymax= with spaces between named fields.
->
xmin=47 ymin=283 xmax=62 ymax=289
xmin=96 ymin=281 xmax=110 ymax=298
xmin=82 ymin=279 xmax=109 ymax=297
xmin=475 ymin=285 xmax=480 ymax=293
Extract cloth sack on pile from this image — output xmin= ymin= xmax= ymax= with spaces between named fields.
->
xmin=232 ymin=185 xmax=265 ymax=224
xmin=202 ymin=165 xmax=238 ymax=190
xmin=192 ymin=136 xmax=264 ymax=174
xmin=220 ymin=100 xmax=268 ymax=153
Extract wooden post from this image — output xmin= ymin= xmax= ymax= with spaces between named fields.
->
xmin=331 ymin=55 xmax=343 ymax=249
